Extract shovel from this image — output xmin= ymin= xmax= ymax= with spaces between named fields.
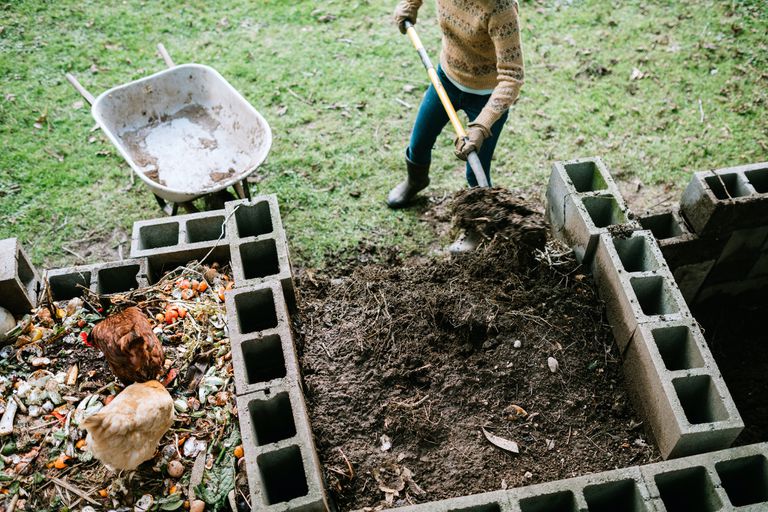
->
xmin=403 ymin=21 xmax=489 ymax=188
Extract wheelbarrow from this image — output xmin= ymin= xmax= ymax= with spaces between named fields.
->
xmin=66 ymin=44 xmax=272 ymax=215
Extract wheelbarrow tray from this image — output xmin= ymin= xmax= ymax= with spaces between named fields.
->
xmin=91 ymin=63 xmax=271 ymax=204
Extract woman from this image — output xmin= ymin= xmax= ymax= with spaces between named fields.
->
xmin=387 ymin=0 xmax=525 ymax=223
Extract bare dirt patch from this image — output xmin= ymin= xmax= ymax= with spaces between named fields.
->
xmin=293 ymin=189 xmax=659 ymax=511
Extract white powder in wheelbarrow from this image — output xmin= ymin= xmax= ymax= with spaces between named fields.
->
xmin=121 ymin=106 xmax=254 ymax=191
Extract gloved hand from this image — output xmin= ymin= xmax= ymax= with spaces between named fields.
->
xmin=454 ymin=122 xmax=491 ymax=161
xmin=393 ymin=2 xmax=418 ymax=34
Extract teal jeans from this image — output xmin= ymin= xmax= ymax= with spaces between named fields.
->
xmin=406 ymin=65 xmax=509 ymax=187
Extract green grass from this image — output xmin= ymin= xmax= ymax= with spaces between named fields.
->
xmin=1 ymin=0 xmax=766 ymax=269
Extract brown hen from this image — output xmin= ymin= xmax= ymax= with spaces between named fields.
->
xmin=90 ymin=306 xmax=165 ymax=384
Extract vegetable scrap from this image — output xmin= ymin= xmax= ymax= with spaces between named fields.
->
xmin=0 ymin=263 xmax=249 ymax=512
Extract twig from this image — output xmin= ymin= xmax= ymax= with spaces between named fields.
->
xmin=337 ymin=447 xmax=354 ymax=479
xmin=50 ymin=477 xmax=100 ymax=506
xmin=391 ymin=394 xmax=430 ymax=409
xmin=287 ymin=87 xmax=313 ymax=105
xmin=395 ymin=98 xmax=413 ymax=109
xmin=6 ymin=493 xmax=19 ymax=512
xmin=698 ymin=98 xmax=705 ymax=123
xmin=62 ymin=246 xmax=85 ymax=261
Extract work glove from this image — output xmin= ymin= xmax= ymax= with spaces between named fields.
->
xmin=393 ymin=1 xmax=418 ymax=34
xmin=454 ymin=122 xmax=491 ymax=161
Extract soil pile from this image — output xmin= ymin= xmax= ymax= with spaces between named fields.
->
xmin=294 ymin=190 xmax=659 ymax=511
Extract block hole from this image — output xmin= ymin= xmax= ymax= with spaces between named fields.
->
xmin=138 ymin=222 xmax=179 ymax=250
xmin=704 ymin=173 xmax=751 ymax=200
xmin=654 ymin=466 xmax=721 ymax=512
xmin=257 ymin=445 xmax=309 ymax=505
xmin=242 ymin=334 xmax=287 ymax=384
xmin=613 ymin=236 xmax=660 ymax=272
xmin=638 ymin=213 xmax=684 ymax=240
xmin=673 ymin=375 xmax=729 ymax=424
xmin=234 ymin=200 xmax=273 ymax=238
xmin=745 ymin=168 xmax=768 ymax=194
xmin=233 ymin=287 xmax=279 ymax=334
xmin=564 ymin=161 xmax=608 ymax=192
xmin=16 ymin=250 xmax=36 ymax=292
xmin=49 ymin=272 xmax=91 ymax=301
xmin=449 ymin=505 xmax=501 ymax=512
xmin=247 ymin=391 xmax=296 ymax=446
xmin=239 ymin=239 xmax=280 ymax=280
xmin=582 ymin=196 xmax=626 ymax=228
xmin=583 ymin=479 xmax=647 ymax=512
xmin=652 ymin=325 xmax=705 ymax=371
xmin=97 ymin=264 xmax=140 ymax=295
xmin=716 ymin=454 xmax=768 ymax=507
xmin=186 ymin=215 xmax=225 ymax=243
xmin=519 ymin=490 xmax=578 ymax=512
xmin=629 ymin=276 xmax=680 ymax=316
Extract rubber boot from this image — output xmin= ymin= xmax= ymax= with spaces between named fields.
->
xmin=386 ymin=157 xmax=430 ymax=209
xmin=448 ymin=229 xmax=483 ymax=254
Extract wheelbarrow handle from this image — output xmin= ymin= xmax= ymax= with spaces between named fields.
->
xmin=65 ymin=73 xmax=96 ymax=106
xmin=157 ymin=43 xmax=175 ymax=68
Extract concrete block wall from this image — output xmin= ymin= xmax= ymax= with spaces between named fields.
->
xmin=0 ymin=238 xmax=41 ymax=315
xmin=639 ymin=162 xmax=768 ymax=304
xmin=45 ymin=258 xmax=148 ymax=301
xmin=680 ymin=163 xmax=768 ymax=237
xmin=128 ymin=195 xmax=322 ymax=510
xmin=546 ymin=159 xmax=744 ymax=460
xmin=545 ymin=157 xmax=638 ymax=266
xmin=386 ymin=443 xmax=768 ymax=512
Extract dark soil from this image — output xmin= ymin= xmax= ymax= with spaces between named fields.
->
xmin=695 ymin=297 xmax=768 ymax=446
xmin=293 ymin=189 xmax=659 ymax=511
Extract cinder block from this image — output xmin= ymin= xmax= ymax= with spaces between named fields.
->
xmin=705 ymin=226 xmax=768 ymax=285
xmin=695 ymin=275 xmax=768 ymax=305
xmin=545 ymin=157 xmax=637 ymax=265
xmin=225 ymin=280 xmax=289 ymax=340
xmin=91 ymin=259 xmax=149 ymax=296
xmin=671 ymin=260 xmax=715 ymax=304
xmin=593 ymin=231 xmax=690 ymax=352
xmin=225 ymin=281 xmax=303 ymax=397
xmin=0 ymin=238 xmax=40 ymax=315
xmin=45 ymin=264 xmax=95 ymax=301
xmin=225 ymin=196 xmax=295 ymax=309
xmin=623 ymin=320 xmax=743 ymax=459
xmin=130 ymin=210 xmax=231 ymax=282
xmin=641 ymin=442 xmax=768 ymax=511
xmin=638 ymin=210 xmax=690 ymax=242
xmin=507 ymin=466 xmax=654 ymax=512
xmin=385 ymin=491 xmax=513 ymax=512
xmin=547 ymin=158 xmax=609 ymax=227
xmin=230 ymin=236 xmax=294 ymax=310
xmin=680 ymin=162 xmax=768 ymax=236
xmin=230 ymin=325 xmax=300 ymax=397
xmin=236 ymin=385 xmax=327 ymax=511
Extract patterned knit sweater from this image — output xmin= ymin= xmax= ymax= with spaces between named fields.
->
xmin=399 ymin=0 xmax=524 ymax=129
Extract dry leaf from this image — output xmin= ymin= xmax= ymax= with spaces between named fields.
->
xmin=481 ymin=427 xmax=519 ymax=454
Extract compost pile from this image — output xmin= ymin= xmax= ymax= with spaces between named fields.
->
xmin=0 ymin=264 xmax=247 ymax=512
xmin=294 ymin=188 xmax=659 ymax=511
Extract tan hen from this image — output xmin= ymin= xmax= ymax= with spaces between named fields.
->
xmin=90 ymin=306 xmax=165 ymax=384
xmin=83 ymin=380 xmax=174 ymax=471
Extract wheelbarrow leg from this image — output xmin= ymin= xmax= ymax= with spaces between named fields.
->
xmin=234 ymin=179 xmax=251 ymax=200
xmin=153 ymin=193 xmax=178 ymax=216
